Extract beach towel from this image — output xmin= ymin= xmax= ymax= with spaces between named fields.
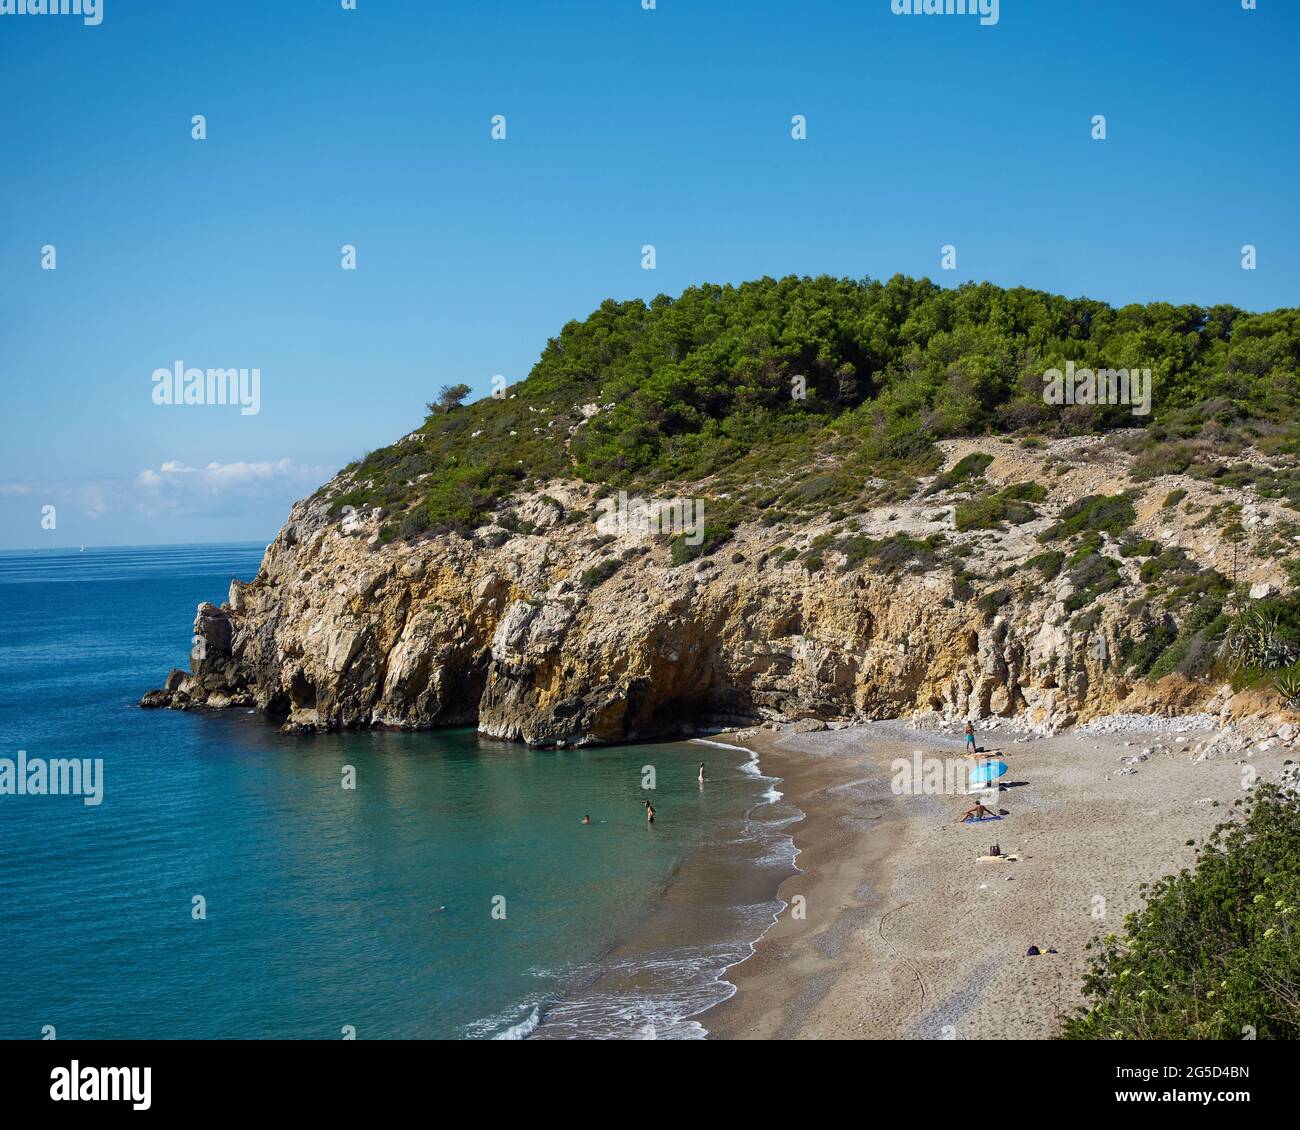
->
xmin=963 ymin=814 xmax=1003 ymax=823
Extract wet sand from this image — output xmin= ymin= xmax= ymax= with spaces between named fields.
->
xmin=704 ymin=720 xmax=1284 ymax=1039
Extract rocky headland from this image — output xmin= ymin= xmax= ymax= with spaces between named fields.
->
xmin=141 ymin=432 xmax=1300 ymax=749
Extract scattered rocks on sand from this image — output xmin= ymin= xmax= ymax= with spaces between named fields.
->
xmin=1078 ymin=713 xmax=1218 ymax=735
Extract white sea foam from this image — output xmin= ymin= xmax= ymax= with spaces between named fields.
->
xmin=462 ymin=1001 xmax=545 ymax=1041
xmin=492 ymin=1005 xmax=541 ymax=1040
xmin=690 ymin=738 xmax=751 ymax=752
xmin=517 ymin=942 xmax=752 ymax=1039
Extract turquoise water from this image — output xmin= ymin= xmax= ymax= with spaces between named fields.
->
xmin=0 ymin=544 xmax=797 ymax=1039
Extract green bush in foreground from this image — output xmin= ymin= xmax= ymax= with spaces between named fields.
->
xmin=1061 ymin=785 xmax=1300 ymax=1040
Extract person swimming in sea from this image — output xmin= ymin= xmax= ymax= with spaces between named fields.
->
xmin=644 ymin=799 xmax=655 ymax=825
xmin=581 ymin=815 xmax=591 ymax=824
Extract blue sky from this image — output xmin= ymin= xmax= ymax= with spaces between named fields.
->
xmin=1 ymin=0 xmax=1296 ymax=549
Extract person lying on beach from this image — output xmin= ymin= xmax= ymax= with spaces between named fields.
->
xmin=959 ymin=802 xmax=998 ymax=823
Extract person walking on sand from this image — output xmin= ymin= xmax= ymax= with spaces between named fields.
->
xmin=644 ymin=799 xmax=655 ymax=825
xmin=964 ymin=721 xmax=977 ymax=754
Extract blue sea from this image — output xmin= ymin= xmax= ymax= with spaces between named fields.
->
xmin=0 ymin=543 xmax=798 ymax=1040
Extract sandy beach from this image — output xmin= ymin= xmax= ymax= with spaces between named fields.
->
xmin=704 ymin=717 xmax=1296 ymax=1040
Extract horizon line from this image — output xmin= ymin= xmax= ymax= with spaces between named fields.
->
xmin=0 ymin=539 xmax=274 ymax=555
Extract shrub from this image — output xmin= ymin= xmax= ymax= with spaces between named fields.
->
xmin=837 ymin=533 xmax=945 ymax=574
xmin=670 ymin=523 xmax=735 ymax=566
xmin=782 ymin=472 xmax=856 ymax=508
xmin=1073 ymin=608 xmax=1103 ymax=634
xmin=498 ymin=512 xmax=537 ymax=536
xmin=999 ymin=481 xmax=1048 ymax=502
xmin=1119 ymin=536 xmax=1159 ymax=558
xmin=1061 ymin=786 xmax=1300 ymax=1040
xmin=976 ymin=588 xmax=1012 ymax=622
xmin=1220 ymin=609 xmax=1299 ymax=672
xmin=580 ymin=559 xmax=624 ymax=588
xmin=925 ymin=452 xmax=993 ymax=496
xmin=1129 ymin=441 xmax=1198 ymax=482
xmin=1122 ymin=621 xmax=1179 ymax=677
xmin=1025 ymin=550 xmax=1065 ymax=581
xmin=399 ymin=507 xmax=432 ymax=541
xmin=1041 ymin=493 xmax=1137 ymax=541
xmin=954 ymin=494 xmax=1039 ymax=532
xmin=1146 ymin=594 xmax=1230 ymax=681
xmin=1064 ymin=551 xmax=1121 ymax=613
xmin=950 ymin=452 xmax=994 ymax=480
xmin=1275 ymin=667 xmax=1300 ymax=710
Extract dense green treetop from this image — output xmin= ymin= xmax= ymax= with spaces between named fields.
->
xmin=326 ymin=274 xmax=1300 ymax=535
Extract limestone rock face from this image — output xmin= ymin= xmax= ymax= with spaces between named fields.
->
xmin=139 ymin=430 xmax=1300 ymax=744
xmin=137 ymin=477 xmax=1228 ymax=746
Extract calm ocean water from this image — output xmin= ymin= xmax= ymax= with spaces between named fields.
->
xmin=0 ymin=543 xmax=798 ymax=1040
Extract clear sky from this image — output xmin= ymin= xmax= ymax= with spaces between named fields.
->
xmin=1 ymin=0 xmax=1296 ymax=549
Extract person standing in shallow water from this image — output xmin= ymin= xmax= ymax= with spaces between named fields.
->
xmin=965 ymin=721 xmax=977 ymax=754
xmin=698 ymin=762 xmax=705 ymax=785
xmin=644 ymin=799 xmax=655 ymax=825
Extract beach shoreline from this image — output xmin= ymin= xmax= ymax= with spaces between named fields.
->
xmin=701 ymin=716 xmax=1297 ymax=1040
xmin=519 ymin=736 xmax=802 ymax=1040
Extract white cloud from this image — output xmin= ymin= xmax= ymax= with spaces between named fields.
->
xmin=200 ymin=458 xmax=302 ymax=486
xmin=134 ymin=457 xmax=328 ymax=515
xmin=137 ymin=457 xmax=323 ymax=490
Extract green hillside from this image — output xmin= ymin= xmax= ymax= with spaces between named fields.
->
xmin=323 ymin=274 xmax=1300 ymax=539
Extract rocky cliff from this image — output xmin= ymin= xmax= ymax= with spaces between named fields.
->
xmin=140 ymin=433 xmax=1298 ymax=745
